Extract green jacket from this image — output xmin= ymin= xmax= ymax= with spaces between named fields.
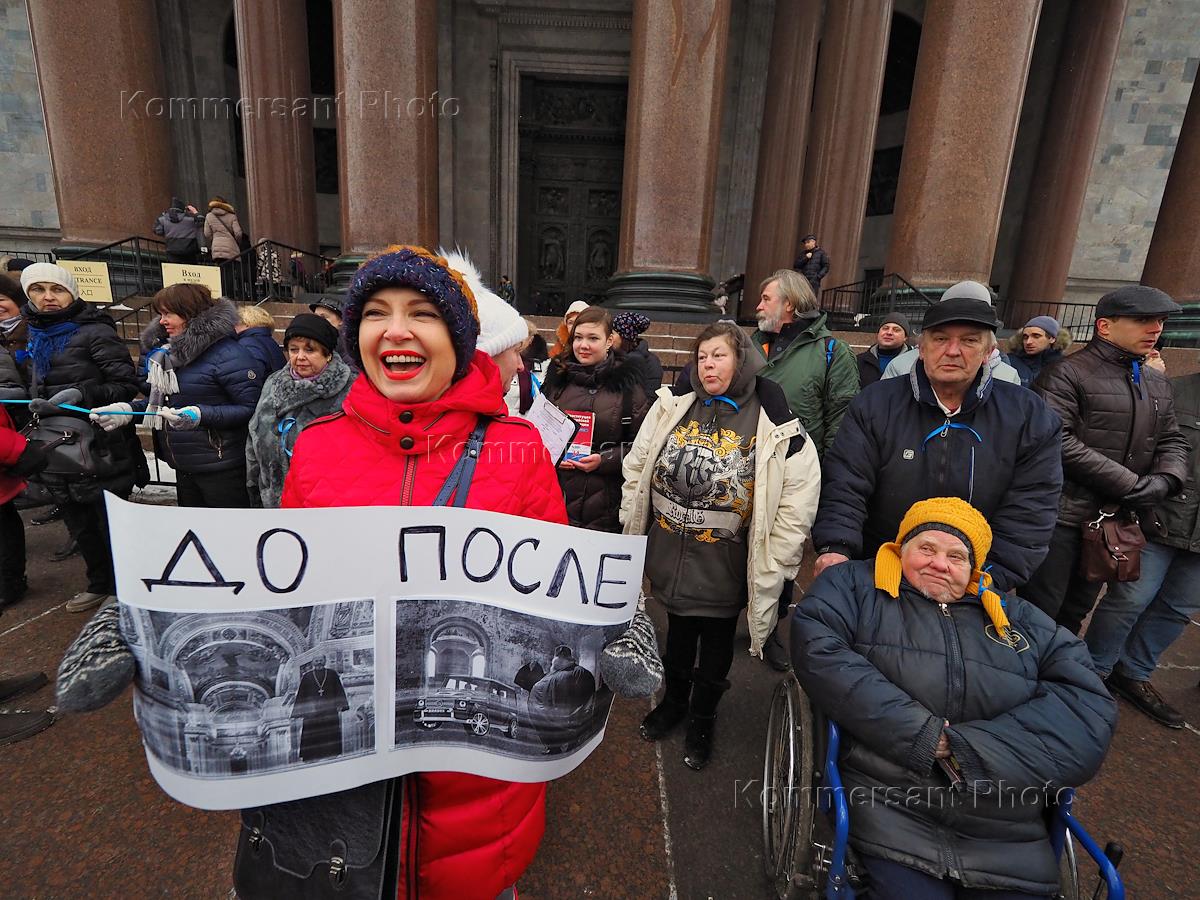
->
xmin=1155 ymin=372 xmax=1200 ymax=552
xmin=752 ymin=312 xmax=859 ymax=456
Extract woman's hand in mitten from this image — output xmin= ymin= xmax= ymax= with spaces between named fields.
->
xmin=56 ymin=601 xmax=136 ymax=713
xmin=89 ymin=402 xmax=133 ymax=432
xmin=8 ymin=441 xmax=48 ymax=478
xmin=160 ymin=406 xmax=201 ymax=430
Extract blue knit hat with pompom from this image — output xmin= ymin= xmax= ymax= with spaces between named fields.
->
xmin=341 ymin=245 xmax=480 ymax=380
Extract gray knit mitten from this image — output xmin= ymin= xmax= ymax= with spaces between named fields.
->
xmin=56 ymin=601 xmax=136 ymax=713
xmin=600 ymin=595 xmax=663 ymax=699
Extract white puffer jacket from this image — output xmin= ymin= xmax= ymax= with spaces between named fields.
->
xmin=620 ymin=378 xmax=821 ymax=656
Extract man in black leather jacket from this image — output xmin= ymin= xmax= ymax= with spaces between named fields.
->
xmin=793 ymin=498 xmax=1116 ymax=898
xmin=1023 ymin=285 xmax=1189 ymax=633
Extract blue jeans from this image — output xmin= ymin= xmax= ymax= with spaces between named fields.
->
xmin=1084 ymin=540 xmax=1200 ymax=680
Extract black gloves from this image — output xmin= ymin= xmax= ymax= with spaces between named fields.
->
xmin=29 ymin=387 xmax=84 ymax=417
xmin=8 ymin=441 xmax=48 ymax=478
xmin=1121 ymin=474 xmax=1177 ymax=506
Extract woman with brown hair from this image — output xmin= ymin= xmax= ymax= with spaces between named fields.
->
xmin=542 ymin=305 xmax=651 ymax=532
xmin=621 ymin=321 xmax=820 ymax=768
xmin=92 ymin=284 xmax=264 ymax=508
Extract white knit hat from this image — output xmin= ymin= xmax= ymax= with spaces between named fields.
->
xmin=20 ymin=262 xmax=78 ymax=300
xmin=565 ymin=300 xmax=590 ymax=317
xmin=438 ymin=247 xmax=527 ymax=356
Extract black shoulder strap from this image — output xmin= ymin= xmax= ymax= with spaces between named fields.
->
xmin=620 ymin=387 xmax=634 ymax=446
xmin=433 ymin=416 xmax=490 ymax=508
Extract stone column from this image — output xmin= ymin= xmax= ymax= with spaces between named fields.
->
xmin=233 ymin=0 xmax=319 ymax=252
xmin=742 ymin=0 xmax=822 ymax=318
xmin=796 ymin=0 xmax=893 ymax=293
xmin=1142 ymin=81 xmax=1200 ymax=303
xmin=26 ymin=0 xmax=173 ymax=244
xmin=884 ymin=0 xmax=1042 ymax=288
xmin=608 ymin=0 xmax=732 ymax=318
xmin=1007 ymin=0 xmax=1126 ymax=305
xmin=333 ymin=0 xmax=439 ymax=254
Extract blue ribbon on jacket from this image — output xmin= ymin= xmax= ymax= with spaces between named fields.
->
xmin=702 ymin=396 xmax=739 ymax=411
xmin=25 ymin=320 xmax=79 ymax=380
xmin=921 ymin=421 xmax=984 ymax=504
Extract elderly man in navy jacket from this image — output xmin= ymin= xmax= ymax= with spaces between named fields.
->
xmin=793 ymin=498 xmax=1115 ymax=897
xmin=812 ymin=295 xmax=1063 ymax=592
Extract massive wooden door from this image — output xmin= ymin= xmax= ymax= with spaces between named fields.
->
xmin=516 ymin=77 xmax=626 ymax=316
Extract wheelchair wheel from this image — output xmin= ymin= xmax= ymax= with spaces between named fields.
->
xmin=1054 ymin=830 xmax=1081 ymax=900
xmin=762 ymin=677 xmax=817 ymax=899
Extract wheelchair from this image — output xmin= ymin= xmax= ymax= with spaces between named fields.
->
xmin=762 ymin=675 xmax=1126 ymax=900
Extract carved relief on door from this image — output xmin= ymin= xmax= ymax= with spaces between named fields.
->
xmin=517 ymin=78 xmax=626 ymax=316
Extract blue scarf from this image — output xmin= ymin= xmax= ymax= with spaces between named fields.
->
xmin=26 ymin=320 xmax=79 ymax=381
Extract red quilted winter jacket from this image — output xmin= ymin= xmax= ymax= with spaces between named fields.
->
xmin=282 ymin=351 xmax=568 ymax=899
xmin=0 ymin=405 xmax=29 ymax=505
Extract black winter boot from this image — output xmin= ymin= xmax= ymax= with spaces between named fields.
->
xmin=640 ymin=669 xmax=691 ymax=742
xmin=683 ymin=676 xmax=729 ymax=770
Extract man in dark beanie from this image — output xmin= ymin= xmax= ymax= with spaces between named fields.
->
xmin=857 ymin=311 xmax=912 ymax=388
xmin=1022 ymin=285 xmax=1189 ymax=636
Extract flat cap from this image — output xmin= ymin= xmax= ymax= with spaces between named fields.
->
xmin=1095 ymin=285 xmax=1180 ymax=319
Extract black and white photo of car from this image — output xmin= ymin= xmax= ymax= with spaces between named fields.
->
xmin=414 ymin=674 xmax=521 ymax=738
xmin=395 ymin=598 xmax=625 ymax=758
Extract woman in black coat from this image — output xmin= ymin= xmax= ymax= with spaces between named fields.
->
xmin=20 ymin=263 xmax=142 ymax=613
xmin=93 ymin=285 xmax=264 ymax=508
xmin=541 ymin=306 xmax=650 ymax=532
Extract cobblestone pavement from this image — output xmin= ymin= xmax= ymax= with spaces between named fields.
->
xmin=1 ymin=507 xmax=1197 ymax=898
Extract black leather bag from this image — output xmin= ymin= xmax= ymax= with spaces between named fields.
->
xmin=233 ymin=780 xmax=402 ymax=900
xmin=1078 ymin=505 xmax=1145 ymax=583
xmin=21 ymin=414 xmax=120 ymax=479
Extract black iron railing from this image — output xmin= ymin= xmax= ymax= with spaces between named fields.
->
xmin=0 ymin=247 xmax=56 ymax=265
xmin=822 ymin=273 xmax=936 ymax=330
xmin=213 ymin=240 xmax=336 ymax=303
xmin=56 ymin=236 xmax=169 ymax=303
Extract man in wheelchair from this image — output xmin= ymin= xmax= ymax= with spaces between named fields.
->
xmin=791 ymin=498 xmax=1117 ymax=898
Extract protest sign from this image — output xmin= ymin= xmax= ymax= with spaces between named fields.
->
xmin=161 ymin=262 xmax=222 ymax=298
xmin=106 ymin=495 xmax=644 ymax=811
xmin=57 ymin=260 xmax=113 ymax=303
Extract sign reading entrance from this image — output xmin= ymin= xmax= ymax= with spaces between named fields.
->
xmin=105 ymin=495 xmax=645 ymax=811
xmin=161 ymin=262 xmax=222 ymax=298
xmin=57 ymin=260 xmax=113 ymax=303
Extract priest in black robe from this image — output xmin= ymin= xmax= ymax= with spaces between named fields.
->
xmin=292 ymin=655 xmax=349 ymax=762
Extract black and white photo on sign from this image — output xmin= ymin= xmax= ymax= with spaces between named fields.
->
xmin=121 ymin=600 xmax=377 ymax=778
xmin=394 ymin=598 xmax=625 ymax=758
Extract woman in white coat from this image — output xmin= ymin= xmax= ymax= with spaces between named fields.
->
xmin=620 ymin=322 xmax=820 ymax=769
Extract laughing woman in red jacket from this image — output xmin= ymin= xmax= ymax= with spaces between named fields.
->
xmin=269 ymin=245 xmax=568 ymax=899
xmin=57 ymin=246 xmax=570 ymax=898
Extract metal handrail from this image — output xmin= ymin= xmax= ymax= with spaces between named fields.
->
xmin=55 ymin=235 xmax=166 ymax=259
xmin=213 ymin=239 xmax=336 ymax=304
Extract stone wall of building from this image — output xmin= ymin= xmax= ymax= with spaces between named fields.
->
xmin=1067 ymin=0 xmax=1200 ymax=301
xmin=0 ymin=0 xmax=59 ymax=237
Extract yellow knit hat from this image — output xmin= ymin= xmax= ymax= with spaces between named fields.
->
xmin=874 ymin=497 xmax=1012 ymax=639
